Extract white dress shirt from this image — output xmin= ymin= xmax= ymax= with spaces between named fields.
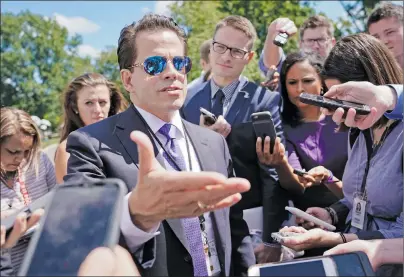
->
xmin=120 ymin=106 xmax=220 ymax=275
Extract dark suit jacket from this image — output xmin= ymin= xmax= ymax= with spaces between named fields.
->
xmin=0 ymin=252 xmax=14 ymax=276
xmin=182 ymin=79 xmax=290 ymax=243
xmin=64 ymin=105 xmax=255 ymax=276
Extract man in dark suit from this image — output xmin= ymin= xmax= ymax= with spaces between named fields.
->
xmin=182 ymin=15 xmax=290 ymax=263
xmin=64 ymin=14 xmax=255 ymax=276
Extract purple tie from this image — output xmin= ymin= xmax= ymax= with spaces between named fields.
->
xmin=158 ymin=124 xmax=208 ymax=276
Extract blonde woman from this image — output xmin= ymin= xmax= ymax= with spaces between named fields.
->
xmin=55 ymin=73 xmax=128 ymax=184
xmin=1 ymin=107 xmax=56 ymax=273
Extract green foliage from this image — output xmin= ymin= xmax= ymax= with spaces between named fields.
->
xmin=170 ymin=1 xmax=227 ymax=82
xmin=1 ymin=10 xmax=89 ymax=129
xmin=170 ymin=1 xmax=318 ymax=83
xmin=93 ymin=46 xmax=130 ymax=101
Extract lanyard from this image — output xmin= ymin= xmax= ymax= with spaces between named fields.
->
xmin=132 ymin=106 xmax=193 ymax=172
xmin=359 ymin=121 xmax=399 ymax=195
xmin=2 ymin=169 xmax=31 ymax=206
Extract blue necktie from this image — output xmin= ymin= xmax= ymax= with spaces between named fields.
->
xmin=211 ymin=89 xmax=224 ymax=117
xmin=158 ymin=124 xmax=208 ymax=276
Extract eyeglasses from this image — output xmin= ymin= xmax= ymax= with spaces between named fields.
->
xmin=302 ymin=37 xmax=330 ymax=46
xmin=129 ymin=56 xmax=192 ymax=76
xmin=212 ymin=41 xmax=249 ymax=59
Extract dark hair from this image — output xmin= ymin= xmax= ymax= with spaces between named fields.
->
xmin=322 ymin=33 xmax=403 ymax=129
xmin=117 ymin=13 xmax=187 ymax=71
xmin=299 ymin=15 xmax=334 ymax=40
xmin=367 ymin=2 xmax=403 ymax=29
xmin=60 ymin=73 xmax=128 ymax=142
xmin=280 ymin=51 xmax=325 ymax=127
xmin=200 ymin=39 xmax=212 ymax=63
xmin=214 ymin=15 xmax=257 ymax=50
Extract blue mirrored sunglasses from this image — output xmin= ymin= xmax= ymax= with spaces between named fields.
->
xmin=130 ymin=56 xmax=192 ymax=76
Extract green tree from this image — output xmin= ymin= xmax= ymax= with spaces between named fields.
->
xmin=170 ymin=1 xmax=228 ymax=82
xmin=1 ymin=10 xmax=87 ymax=129
xmin=170 ymin=1 xmax=320 ymax=83
xmin=93 ymin=46 xmax=129 ymax=101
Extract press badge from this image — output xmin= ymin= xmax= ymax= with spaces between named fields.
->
xmin=351 ymin=194 xmax=367 ymax=230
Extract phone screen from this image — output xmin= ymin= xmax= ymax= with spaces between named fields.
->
xmin=259 ymin=260 xmax=327 ymax=276
xmin=24 ymin=185 xmax=118 ymax=276
xmin=333 ymin=253 xmax=366 ymax=276
xmin=321 ymin=95 xmax=365 ymax=109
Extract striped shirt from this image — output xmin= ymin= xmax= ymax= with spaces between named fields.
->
xmin=1 ymin=151 xmax=56 ymax=274
xmin=210 ymin=78 xmax=240 ymax=115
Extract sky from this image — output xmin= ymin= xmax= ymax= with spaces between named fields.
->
xmin=1 ymin=1 xmax=402 ymax=59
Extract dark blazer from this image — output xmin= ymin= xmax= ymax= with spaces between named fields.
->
xmin=64 ymin=105 xmax=255 ymax=276
xmin=0 ymin=252 xmax=14 ymax=276
xmin=182 ymin=79 xmax=290 ymax=243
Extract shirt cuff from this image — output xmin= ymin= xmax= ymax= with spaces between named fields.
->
xmin=385 ymin=84 xmax=403 ymax=119
xmin=120 ymin=192 xmax=161 ymax=253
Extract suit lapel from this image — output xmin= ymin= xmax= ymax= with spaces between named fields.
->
xmin=225 ymin=91 xmax=250 ymax=125
xmin=183 ymin=120 xmax=213 ymax=172
xmin=114 ymin=105 xmax=159 ymax=165
xmin=115 ymin=107 xmax=193 ymax=253
xmin=183 ymin=121 xmax=228 ymax=265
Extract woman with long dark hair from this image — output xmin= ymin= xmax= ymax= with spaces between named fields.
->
xmin=55 ymin=73 xmax=128 ymax=183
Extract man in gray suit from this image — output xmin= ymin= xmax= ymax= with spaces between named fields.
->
xmin=64 ymin=13 xmax=255 ymax=276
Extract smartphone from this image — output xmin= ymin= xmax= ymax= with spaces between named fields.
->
xmin=200 ymin=107 xmax=217 ymax=126
xmin=273 ymin=32 xmax=289 ymax=47
xmin=285 ymin=206 xmax=336 ymax=231
xmin=251 ymin=111 xmax=277 ymax=154
xmin=18 ymin=178 xmax=127 ymax=276
xmin=299 ymin=93 xmax=371 ymax=115
xmin=265 ymin=68 xmax=277 ymax=83
xmin=331 ymin=252 xmax=375 ymax=276
xmin=293 ymin=168 xmax=307 ymax=177
xmin=3 ymin=192 xmax=53 ymax=239
xmin=248 ymin=256 xmax=338 ymax=276
xmin=271 ymin=231 xmax=301 ymax=243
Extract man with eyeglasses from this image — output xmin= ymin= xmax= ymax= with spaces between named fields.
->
xmin=259 ymin=15 xmax=336 ymax=89
xmin=182 ymin=15 xmax=288 ymax=265
xmin=64 ymin=13 xmax=255 ymax=276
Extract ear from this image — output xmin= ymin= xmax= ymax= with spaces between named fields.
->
xmin=120 ymin=69 xmax=133 ymax=93
xmin=331 ymin=37 xmax=336 ymax=46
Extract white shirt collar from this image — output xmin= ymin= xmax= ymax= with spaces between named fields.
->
xmin=134 ymin=105 xmax=185 ymax=139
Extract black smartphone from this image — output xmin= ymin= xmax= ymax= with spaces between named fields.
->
xmin=18 ymin=178 xmax=127 ymax=276
xmin=265 ymin=68 xmax=277 ymax=82
xmin=251 ymin=111 xmax=277 ymax=154
xmin=273 ymin=32 xmax=289 ymax=47
xmin=3 ymin=192 xmax=52 ymax=239
xmin=299 ymin=93 xmax=371 ymax=115
xmin=293 ymin=168 xmax=307 ymax=177
xmin=200 ymin=107 xmax=217 ymax=126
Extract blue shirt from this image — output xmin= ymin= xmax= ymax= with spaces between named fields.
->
xmin=339 ymin=121 xmax=403 ymax=239
xmin=385 ymin=84 xmax=403 ymax=120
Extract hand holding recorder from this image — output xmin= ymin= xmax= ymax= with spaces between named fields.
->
xmin=320 ymin=81 xmax=398 ymax=130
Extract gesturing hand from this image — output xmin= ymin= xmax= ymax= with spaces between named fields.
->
xmin=127 ymin=131 xmax=251 ymax=231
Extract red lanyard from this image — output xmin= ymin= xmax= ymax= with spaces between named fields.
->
xmin=17 ymin=169 xmax=31 ymax=206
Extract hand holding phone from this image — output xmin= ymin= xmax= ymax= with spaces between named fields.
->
xmin=285 ymin=206 xmax=336 ymax=231
xmin=251 ymin=111 xmax=277 ymax=154
xmin=299 ymin=93 xmax=371 ymax=115
xmin=18 ymin=179 xmax=127 ymax=276
xmin=200 ymin=107 xmax=217 ymax=126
